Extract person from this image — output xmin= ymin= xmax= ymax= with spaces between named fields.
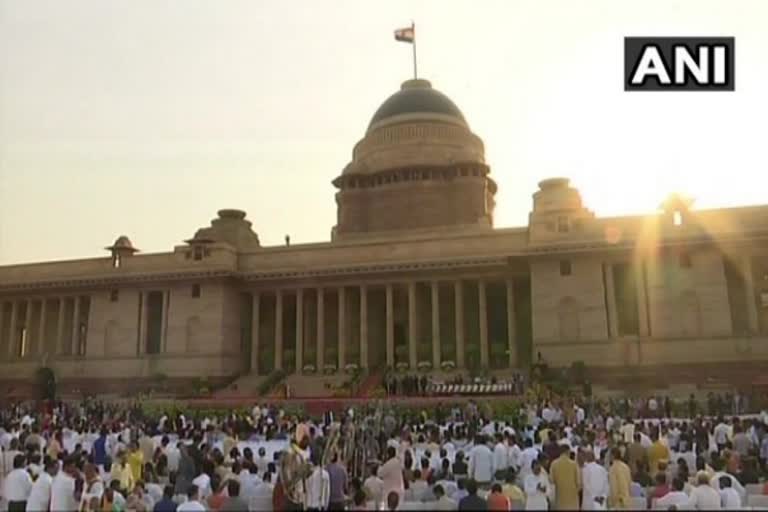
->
xmin=27 ymin=457 xmax=58 ymax=512
xmin=651 ymin=472 xmax=670 ymax=500
xmin=220 ymin=479 xmax=249 ymax=512
xmin=550 ymin=445 xmax=580 ymax=510
xmin=3 ymin=454 xmax=32 ymax=512
xmin=647 ymin=432 xmax=670 ymax=478
xmin=380 ymin=446 xmax=405 ymax=504
xmin=102 ymin=479 xmax=127 ymax=512
xmin=177 ymin=484 xmax=206 ymax=512
xmin=174 ymin=444 xmax=196 ymax=500
xmin=608 ymin=448 xmax=631 ymax=510
xmin=206 ymin=476 xmax=227 ymax=511
xmin=305 ymin=457 xmax=330 ymax=511
xmin=486 ymin=483 xmax=510 ymax=512
xmin=468 ymin=436 xmax=494 ymax=488
xmin=112 ymin=451 xmax=135 ymax=493
xmin=434 ymin=484 xmax=457 ymax=511
xmin=492 ymin=434 xmax=509 ymax=482
xmin=524 ymin=460 xmax=550 ymax=511
xmin=80 ymin=462 xmax=105 ymax=512
xmin=458 ymin=479 xmax=487 ymax=511
xmin=386 ymin=491 xmax=400 ymax=511
xmin=128 ymin=441 xmax=145 ymax=485
xmin=364 ymin=465 xmax=384 ymax=509
xmin=501 ymin=471 xmax=524 ymax=504
xmin=627 ymin=433 xmax=646 ymax=475
xmin=581 ymin=450 xmax=609 ymax=511
xmin=718 ymin=475 xmax=741 ymax=510
xmin=327 ymin=451 xmax=348 ymax=511
xmin=51 ymin=457 xmax=79 ymax=512
xmin=153 ymin=485 xmax=178 ymax=512
xmin=655 ymin=477 xmax=689 ymax=510
xmin=687 ymin=471 xmax=722 ymax=510
xmin=279 ymin=426 xmax=312 ymax=511
xmin=127 ymin=481 xmax=155 ymax=512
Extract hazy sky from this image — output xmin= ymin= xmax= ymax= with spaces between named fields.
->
xmin=1 ymin=0 xmax=766 ymax=265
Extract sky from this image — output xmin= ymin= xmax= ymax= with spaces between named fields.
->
xmin=1 ymin=0 xmax=766 ymax=265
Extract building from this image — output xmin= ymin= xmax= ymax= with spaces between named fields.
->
xmin=1 ymin=78 xmax=767 ymax=396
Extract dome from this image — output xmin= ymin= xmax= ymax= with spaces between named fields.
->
xmin=105 ymin=235 xmax=138 ymax=253
xmin=367 ymin=79 xmax=467 ymax=132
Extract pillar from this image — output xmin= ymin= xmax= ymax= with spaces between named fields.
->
xmin=251 ymin=293 xmax=260 ymax=374
xmin=55 ymin=298 xmax=65 ymax=356
xmin=385 ymin=284 xmax=394 ymax=367
xmin=408 ymin=282 xmax=417 ymax=368
xmin=0 ymin=302 xmax=4 ymax=360
xmin=360 ymin=285 xmax=368 ymax=369
xmin=506 ymin=278 xmax=517 ymax=368
xmin=7 ymin=301 xmax=17 ymax=358
xmin=295 ymin=289 xmax=303 ymax=373
xmin=71 ymin=297 xmax=80 ymax=355
xmin=743 ymin=254 xmax=759 ymax=334
xmin=635 ymin=262 xmax=650 ymax=337
xmin=38 ymin=299 xmax=47 ymax=357
xmin=21 ymin=299 xmax=32 ymax=358
xmin=338 ymin=287 xmax=346 ymax=369
xmin=274 ymin=290 xmax=283 ymax=371
xmin=478 ymin=281 xmax=489 ymax=368
xmin=316 ymin=289 xmax=325 ymax=369
xmin=431 ymin=281 xmax=440 ymax=368
xmin=454 ymin=281 xmax=465 ymax=368
xmin=605 ymin=264 xmax=619 ymax=338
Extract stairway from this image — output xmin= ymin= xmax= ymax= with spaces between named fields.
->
xmin=357 ymin=369 xmax=384 ymax=397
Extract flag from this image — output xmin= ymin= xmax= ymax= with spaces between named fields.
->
xmin=394 ymin=26 xmax=414 ymax=43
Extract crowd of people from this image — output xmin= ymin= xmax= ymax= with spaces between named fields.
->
xmin=0 ymin=392 xmax=767 ymax=511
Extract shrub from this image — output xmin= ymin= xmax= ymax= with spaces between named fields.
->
xmin=257 ymin=369 xmax=287 ymax=396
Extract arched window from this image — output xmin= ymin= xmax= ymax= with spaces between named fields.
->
xmin=558 ymin=297 xmax=581 ymax=340
xmin=680 ymin=290 xmax=701 ymax=337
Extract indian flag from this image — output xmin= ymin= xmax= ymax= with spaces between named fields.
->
xmin=394 ymin=26 xmax=415 ymax=43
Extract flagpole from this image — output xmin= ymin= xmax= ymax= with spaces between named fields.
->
xmin=412 ymin=21 xmax=417 ymax=79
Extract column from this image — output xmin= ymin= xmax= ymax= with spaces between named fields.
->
xmin=604 ymin=264 xmax=619 ymax=338
xmin=338 ymin=287 xmax=346 ymax=369
xmin=55 ymin=299 xmax=65 ymax=356
xmin=743 ymin=254 xmax=759 ymax=334
xmin=316 ymin=289 xmax=325 ymax=369
xmin=454 ymin=281 xmax=465 ymax=368
xmin=38 ymin=299 xmax=47 ymax=357
xmin=359 ymin=285 xmax=368 ymax=369
xmin=250 ymin=293 xmax=260 ymax=375
xmin=506 ymin=278 xmax=517 ymax=368
xmin=385 ymin=284 xmax=394 ymax=367
xmin=274 ymin=290 xmax=283 ymax=371
xmin=431 ymin=282 xmax=440 ymax=368
xmin=478 ymin=281 xmax=489 ymax=368
xmin=7 ymin=301 xmax=17 ymax=358
xmin=23 ymin=299 xmax=32 ymax=358
xmin=295 ymin=289 xmax=303 ymax=373
xmin=0 ymin=302 xmax=4 ymax=360
xmin=408 ymin=282 xmax=417 ymax=368
xmin=71 ymin=297 xmax=80 ymax=355
xmin=635 ymin=262 xmax=650 ymax=337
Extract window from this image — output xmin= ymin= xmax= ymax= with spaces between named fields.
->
xmin=192 ymin=284 xmax=201 ymax=298
xmin=560 ymin=260 xmax=572 ymax=276
xmin=112 ymin=254 xmax=121 ymax=268
xmin=557 ymin=216 xmax=570 ymax=233
xmin=193 ymin=246 xmax=203 ymax=261
xmin=110 ymin=289 xmax=119 ymax=302
xmin=679 ymin=251 xmax=692 ymax=268
xmin=673 ymin=211 xmax=683 ymax=226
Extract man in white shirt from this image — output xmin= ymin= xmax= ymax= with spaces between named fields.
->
xmin=433 ymin=484 xmax=457 ymax=511
xmin=238 ymin=464 xmax=261 ymax=502
xmin=656 ymin=477 xmax=690 ymax=510
xmin=518 ymin=439 xmax=539 ymax=482
xmin=492 ymin=434 xmax=508 ymax=481
xmin=50 ymin=458 xmax=79 ymax=512
xmin=304 ymin=459 xmax=330 ymax=510
xmin=581 ymin=450 xmax=609 ymax=511
xmin=27 ymin=458 xmax=58 ymax=512
xmin=178 ymin=484 xmax=207 ymax=512
xmin=718 ymin=476 xmax=741 ymax=510
xmin=620 ymin=420 xmax=635 ymax=444
xmin=468 ymin=436 xmax=494 ymax=487
xmin=506 ymin=436 xmax=522 ymax=473
xmin=1 ymin=438 xmax=22 ymax=478
xmin=364 ymin=468 xmax=384 ymax=509
xmin=714 ymin=419 xmax=731 ymax=451
xmin=687 ymin=471 xmax=722 ymax=510
xmin=3 ymin=454 xmax=32 ymax=512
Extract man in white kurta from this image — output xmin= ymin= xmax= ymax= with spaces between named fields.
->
xmin=524 ymin=460 xmax=550 ymax=511
xmin=468 ymin=439 xmax=494 ymax=487
xmin=581 ymin=451 xmax=609 ymax=511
